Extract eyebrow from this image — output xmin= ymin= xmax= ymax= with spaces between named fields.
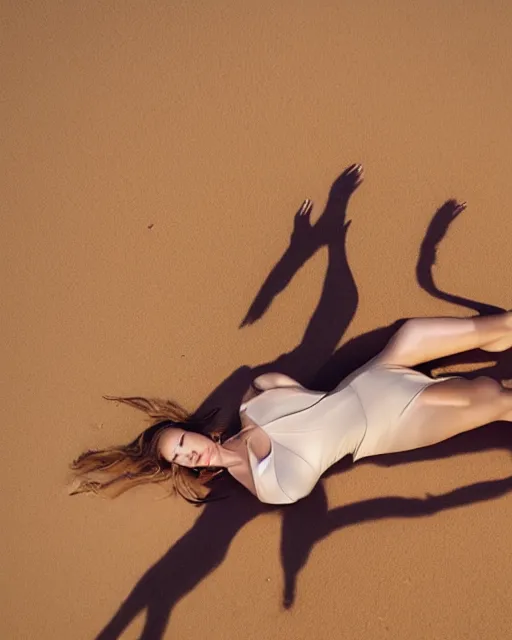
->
xmin=171 ymin=433 xmax=185 ymax=462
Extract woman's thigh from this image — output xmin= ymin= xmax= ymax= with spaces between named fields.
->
xmin=357 ymin=376 xmax=504 ymax=458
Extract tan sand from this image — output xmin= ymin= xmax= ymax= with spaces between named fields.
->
xmin=3 ymin=2 xmax=512 ymax=638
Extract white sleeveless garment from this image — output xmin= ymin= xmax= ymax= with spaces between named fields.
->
xmin=240 ymin=359 xmax=454 ymax=504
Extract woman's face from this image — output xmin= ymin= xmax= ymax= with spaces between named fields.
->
xmin=158 ymin=427 xmax=220 ymax=468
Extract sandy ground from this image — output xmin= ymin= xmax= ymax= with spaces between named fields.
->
xmin=3 ymin=2 xmax=512 ymax=639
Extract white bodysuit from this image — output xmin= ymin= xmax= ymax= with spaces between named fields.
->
xmin=240 ymin=359 xmax=455 ymax=504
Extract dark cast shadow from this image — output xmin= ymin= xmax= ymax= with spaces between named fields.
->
xmin=197 ymin=164 xmax=364 ymax=439
xmin=95 ymin=170 xmax=512 ymax=638
xmin=95 ymin=163 xmax=363 ymax=639
xmin=279 ymin=199 xmax=511 ymax=608
xmin=279 ymin=470 xmax=512 ymax=607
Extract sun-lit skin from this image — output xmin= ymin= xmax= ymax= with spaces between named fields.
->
xmin=158 ymin=427 xmax=243 ymax=469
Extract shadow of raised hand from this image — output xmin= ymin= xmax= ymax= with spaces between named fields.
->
xmin=94 ymin=174 xmax=512 ymax=637
xmin=240 ymin=164 xmax=363 ymax=328
xmin=415 ymin=198 xmax=508 ymax=380
xmin=94 ymin=165 xmax=364 ymax=639
xmin=417 ymin=199 xmax=504 ymax=316
xmin=279 ymin=197 xmax=512 ymax=608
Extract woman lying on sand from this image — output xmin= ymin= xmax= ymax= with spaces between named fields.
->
xmin=71 ymin=310 xmax=512 ymax=504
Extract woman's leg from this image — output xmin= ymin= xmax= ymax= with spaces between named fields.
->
xmin=372 ymin=376 xmax=512 ymax=456
xmin=378 ymin=312 xmax=512 ymax=368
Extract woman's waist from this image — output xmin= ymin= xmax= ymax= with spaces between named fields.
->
xmin=265 ymin=395 xmax=367 ymax=472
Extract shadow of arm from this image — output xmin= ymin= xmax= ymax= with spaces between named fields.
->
xmin=416 ymin=200 xmax=504 ymax=315
xmin=325 ymin=474 xmax=512 ymax=532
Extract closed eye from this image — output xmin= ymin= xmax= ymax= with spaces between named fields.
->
xmin=171 ymin=433 xmax=186 ymax=462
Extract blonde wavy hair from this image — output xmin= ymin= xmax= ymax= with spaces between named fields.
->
xmin=70 ymin=395 xmax=225 ymax=504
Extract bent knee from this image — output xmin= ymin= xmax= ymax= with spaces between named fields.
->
xmin=471 ymin=376 xmax=503 ymax=401
xmin=377 ymin=319 xmax=434 ymax=366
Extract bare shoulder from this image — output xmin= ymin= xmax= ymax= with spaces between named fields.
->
xmin=240 ymin=372 xmax=298 ymax=405
xmin=252 ymin=372 xmax=305 ymax=391
xmin=240 ymin=372 xmax=306 ymax=412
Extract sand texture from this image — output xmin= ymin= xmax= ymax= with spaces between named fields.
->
xmin=3 ymin=2 xmax=512 ymax=639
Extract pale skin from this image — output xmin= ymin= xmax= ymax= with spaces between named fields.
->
xmin=158 ymin=311 xmax=512 ymax=500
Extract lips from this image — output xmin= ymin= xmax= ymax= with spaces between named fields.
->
xmin=199 ymin=450 xmax=211 ymax=466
